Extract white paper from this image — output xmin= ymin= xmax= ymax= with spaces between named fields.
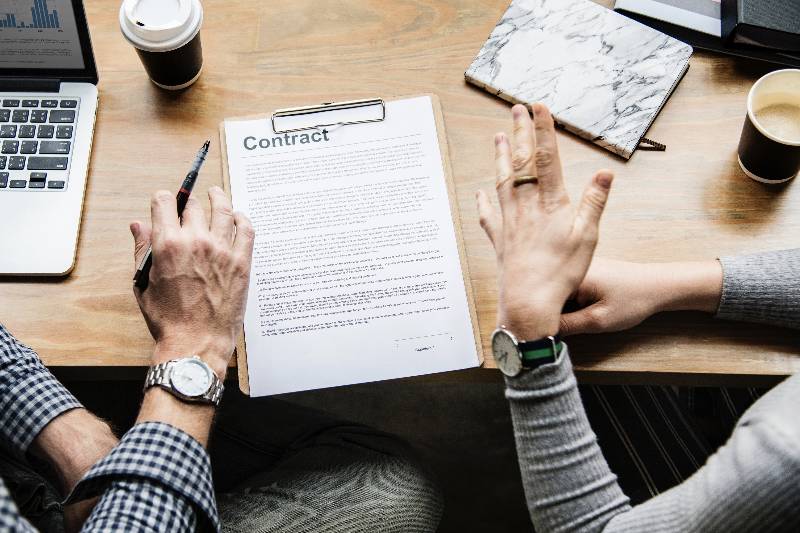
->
xmin=224 ymin=96 xmax=479 ymax=396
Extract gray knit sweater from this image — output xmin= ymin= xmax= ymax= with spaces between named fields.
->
xmin=506 ymin=250 xmax=800 ymax=532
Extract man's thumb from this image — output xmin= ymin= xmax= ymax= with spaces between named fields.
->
xmin=129 ymin=221 xmax=152 ymax=267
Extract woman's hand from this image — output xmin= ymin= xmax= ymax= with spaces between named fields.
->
xmin=476 ymin=103 xmax=613 ymax=341
xmin=559 ymin=258 xmax=723 ymax=336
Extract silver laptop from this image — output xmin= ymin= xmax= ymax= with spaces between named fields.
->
xmin=0 ymin=0 xmax=97 ymax=275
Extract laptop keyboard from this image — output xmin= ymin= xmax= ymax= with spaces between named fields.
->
xmin=0 ymin=97 xmax=78 ymax=191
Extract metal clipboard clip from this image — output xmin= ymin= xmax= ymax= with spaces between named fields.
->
xmin=271 ymin=98 xmax=386 ymax=134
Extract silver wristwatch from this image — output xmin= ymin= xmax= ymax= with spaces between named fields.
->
xmin=144 ymin=356 xmax=224 ymax=406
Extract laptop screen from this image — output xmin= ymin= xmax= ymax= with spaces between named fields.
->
xmin=0 ymin=0 xmax=97 ymax=83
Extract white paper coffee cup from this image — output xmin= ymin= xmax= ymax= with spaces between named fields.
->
xmin=119 ymin=0 xmax=204 ymax=90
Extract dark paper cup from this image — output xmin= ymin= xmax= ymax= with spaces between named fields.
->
xmin=120 ymin=0 xmax=204 ymax=90
xmin=133 ymin=33 xmax=203 ymax=90
xmin=737 ymin=69 xmax=800 ymax=184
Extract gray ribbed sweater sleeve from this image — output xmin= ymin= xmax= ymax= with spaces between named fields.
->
xmin=507 ymin=349 xmax=800 ymax=533
xmin=717 ymin=249 xmax=800 ymax=329
xmin=505 ymin=351 xmax=630 ymax=532
xmin=508 ymin=249 xmax=800 ymax=531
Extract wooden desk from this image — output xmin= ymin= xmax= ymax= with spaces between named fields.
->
xmin=1 ymin=0 xmax=798 ymax=385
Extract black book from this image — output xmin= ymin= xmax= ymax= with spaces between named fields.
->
xmin=721 ymin=0 xmax=800 ymax=52
xmin=614 ymin=0 xmax=800 ymax=68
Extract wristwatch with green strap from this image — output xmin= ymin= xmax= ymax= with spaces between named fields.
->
xmin=491 ymin=327 xmax=563 ymax=377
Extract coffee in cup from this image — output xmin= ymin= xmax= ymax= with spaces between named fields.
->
xmin=737 ymin=69 xmax=800 ymax=183
xmin=119 ymin=0 xmax=204 ymax=90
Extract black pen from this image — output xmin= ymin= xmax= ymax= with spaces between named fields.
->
xmin=133 ymin=140 xmax=211 ymax=290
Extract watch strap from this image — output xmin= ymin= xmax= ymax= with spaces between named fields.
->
xmin=518 ymin=334 xmax=562 ymax=368
xmin=144 ymin=361 xmax=169 ymax=389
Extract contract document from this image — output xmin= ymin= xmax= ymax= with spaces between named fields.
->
xmin=222 ymin=95 xmax=480 ymax=396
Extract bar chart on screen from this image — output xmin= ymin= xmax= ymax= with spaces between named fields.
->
xmin=0 ymin=0 xmax=83 ymax=70
xmin=0 ymin=0 xmax=62 ymax=30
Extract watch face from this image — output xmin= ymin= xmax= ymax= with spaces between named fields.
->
xmin=170 ymin=358 xmax=213 ymax=398
xmin=492 ymin=329 xmax=522 ymax=377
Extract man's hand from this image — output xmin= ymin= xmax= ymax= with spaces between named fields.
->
xmin=130 ymin=185 xmax=254 ymax=378
xmin=476 ymin=104 xmax=613 ymax=341
xmin=560 ymin=258 xmax=723 ymax=336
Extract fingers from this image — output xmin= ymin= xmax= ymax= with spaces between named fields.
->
xmin=209 ymin=186 xmax=235 ymax=241
xmin=180 ymin=196 xmax=207 ymax=231
xmin=476 ymin=189 xmax=501 ymax=248
xmin=575 ymin=170 xmax=614 ymax=240
xmin=232 ymin=212 xmax=255 ymax=259
xmin=129 ymin=220 xmax=152 ymax=269
xmin=494 ymin=132 xmax=515 ymax=208
xmin=510 ymin=104 xmax=539 ymax=203
xmin=510 ymin=104 xmax=536 ymax=178
xmin=559 ymin=307 xmax=604 ymax=336
xmin=150 ymin=190 xmax=179 ymax=231
xmin=531 ymin=103 xmax=566 ymax=203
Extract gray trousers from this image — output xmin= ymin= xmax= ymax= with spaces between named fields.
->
xmin=1 ymin=386 xmax=443 ymax=533
xmin=211 ymin=389 xmax=444 ymax=533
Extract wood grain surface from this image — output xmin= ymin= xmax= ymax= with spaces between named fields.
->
xmin=1 ymin=0 xmax=798 ymax=385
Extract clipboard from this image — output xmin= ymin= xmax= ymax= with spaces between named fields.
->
xmin=219 ymin=94 xmax=483 ymax=395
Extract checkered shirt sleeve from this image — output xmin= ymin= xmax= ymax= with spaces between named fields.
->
xmin=66 ymin=421 xmax=220 ymax=532
xmin=0 ymin=480 xmax=36 ymax=532
xmin=78 ymin=479 xmax=197 ymax=532
xmin=0 ymin=324 xmax=82 ymax=458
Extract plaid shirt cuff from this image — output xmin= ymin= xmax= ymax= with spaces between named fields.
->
xmin=0 ymin=324 xmax=82 ymax=457
xmin=0 ymin=324 xmax=83 ymax=457
xmin=0 ymin=370 xmax=82 ymax=459
xmin=66 ymin=421 xmax=220 ymax=532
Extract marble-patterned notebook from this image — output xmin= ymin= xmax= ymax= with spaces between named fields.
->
xmin=466 ymin=0 xmax=693 ymax=159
